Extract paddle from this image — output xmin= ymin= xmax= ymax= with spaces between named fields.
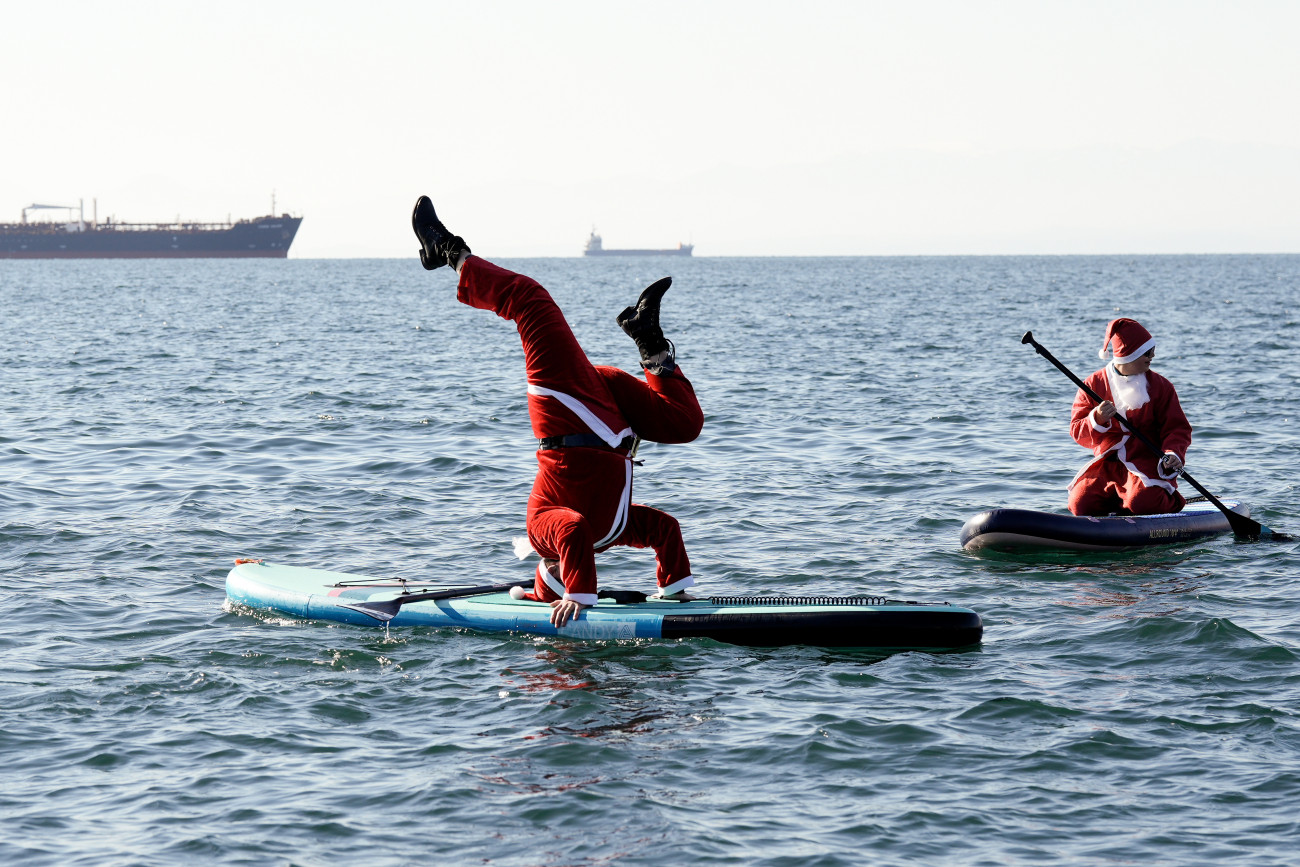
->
xmin=1022 ymin=331 xmax=1292 ymax=542
xmin=339 ymin=582 xmax=663 ymax=623
xmin=338 ymin=579 xmax=534 ymax=623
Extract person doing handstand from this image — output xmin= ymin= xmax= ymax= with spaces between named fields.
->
xmin=1067 ymin=317 xmax=1192 ymax=517
xmin=411 ymin=195 xmax=704 ymax=627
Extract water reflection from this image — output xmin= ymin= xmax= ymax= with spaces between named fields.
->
xmin=1063 ymin=571 xmax=1209 ymax=618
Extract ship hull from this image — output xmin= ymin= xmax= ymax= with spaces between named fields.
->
xmin=0 ymin=249 xmax=292 ymax=259
xmin=0 ymin=215 xmax=302 ymax=259
xmin=584 ymin=248 xmax=693 ymax=257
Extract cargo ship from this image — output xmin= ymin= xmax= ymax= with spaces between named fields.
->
xmin=0 ymin=199 xmax=302 ymax=259
xmin=583 ymin=230 xmax=692 ymax=257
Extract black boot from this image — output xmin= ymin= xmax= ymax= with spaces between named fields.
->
xmin=411 ymin=195 xmax=470 ymax=271
xmin=617 ymin=277 xmax=676 ymax=373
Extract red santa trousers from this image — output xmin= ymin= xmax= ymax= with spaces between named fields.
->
xmin=1067 ymin=453 xmax=1186 ymax=516
xmin=457 ymin=256 xmax=704 ymax=605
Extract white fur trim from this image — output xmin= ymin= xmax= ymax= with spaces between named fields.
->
xmin=1158 ymin=452 xmax=1182 ymax=479
xmin=564 ymin=592 xmax=599 ymax=606
xmin=526 ymin=384 xmax=633 ymax=448
xmin=1116 ymin=437 xmax=1176 ymax=493
xmin=656 ymin=575 xmax=695 ymax=596
xmin=1111 ymin=336 xmax=1156 ymax=365
xmin=1068 ymin=436 xmax=1175 ymax=494
xmin=512 ymin=536 xmax=536 ymax=560
xmin=1090 ymin=415 xmax=1112 ymax=432
xmin=508 ymin=586 xmax=527 ymax=600
xmin=1068 ymin=452 xmax=1106 ymax=490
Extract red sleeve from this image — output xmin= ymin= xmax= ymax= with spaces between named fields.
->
xmin=1069 ymin=369 xmax=1123 ymax=453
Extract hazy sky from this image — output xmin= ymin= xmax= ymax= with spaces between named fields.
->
xmin=3 ymin=1 xmax=1298 ymax=257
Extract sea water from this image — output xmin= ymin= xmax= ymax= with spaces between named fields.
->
xmin=1 ymin=255 xmax=1298 ymax=866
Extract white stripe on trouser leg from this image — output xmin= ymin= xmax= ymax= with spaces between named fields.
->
xmin=538 ymin=561 xmax=565 ymax=598
xmin=592 ymin=460 xmax=633 ymax=549
xmin=537 ymin=561 xmax=598 ymax=606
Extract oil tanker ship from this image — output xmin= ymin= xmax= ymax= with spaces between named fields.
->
xmin=0 ymin=199 xmax=302 ymax=259
xmin=583 ymin=230 xmax=692 ymax=257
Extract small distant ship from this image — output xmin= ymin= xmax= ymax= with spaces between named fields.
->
xmin=0 ymin=198 xmax=302 ymax=259
xmin=583 ymin=230 xmax=693 ymax=257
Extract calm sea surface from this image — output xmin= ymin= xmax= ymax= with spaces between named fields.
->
xmin=2 ymin=254 xmax=1298 ymax=866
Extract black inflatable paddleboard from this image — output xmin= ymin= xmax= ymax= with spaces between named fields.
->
xmin=960 ymin=498 xmax=1244 ymax=552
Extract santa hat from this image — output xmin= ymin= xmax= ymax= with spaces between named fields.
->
xmin=1098 ymin=318 xmax=1155 ymax=364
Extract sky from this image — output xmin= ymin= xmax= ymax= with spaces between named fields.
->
xmin=3 ymin=0 xmax=1298 ymax=257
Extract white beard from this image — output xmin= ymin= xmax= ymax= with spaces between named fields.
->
xmin=1106 ymin=363 xmax=1150 ymax=413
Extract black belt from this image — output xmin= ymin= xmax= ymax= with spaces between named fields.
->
xmin=538 ymin=434 xmax=636 ymax=452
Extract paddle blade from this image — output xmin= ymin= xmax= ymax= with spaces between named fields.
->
xmin=336 ymin=599 xmax=401 ymax=622
xmin=1223 ymin=507 xmax=1293 ymax=542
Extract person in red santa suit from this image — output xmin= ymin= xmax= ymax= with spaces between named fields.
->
xmin=1067 ymin=318 xmax=1192 ymax=516
xmin=411 ymin=195 xmax=704 ymax=627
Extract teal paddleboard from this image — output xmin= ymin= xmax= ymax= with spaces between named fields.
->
xmin=226 ymin=560 xmax=982 ymax=650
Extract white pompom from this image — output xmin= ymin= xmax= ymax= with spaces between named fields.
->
xmin=509 ymin=586 xmax=527 ymax=600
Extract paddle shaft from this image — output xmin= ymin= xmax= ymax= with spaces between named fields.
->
xmin=339 ymin=579 xmax=534 ymax=622
xmin=1021 ymin=331 xmax=1275 ymax=539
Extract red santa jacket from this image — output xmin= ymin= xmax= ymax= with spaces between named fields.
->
xmin=1069 ymin=366 xmax=1192 ymax=493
